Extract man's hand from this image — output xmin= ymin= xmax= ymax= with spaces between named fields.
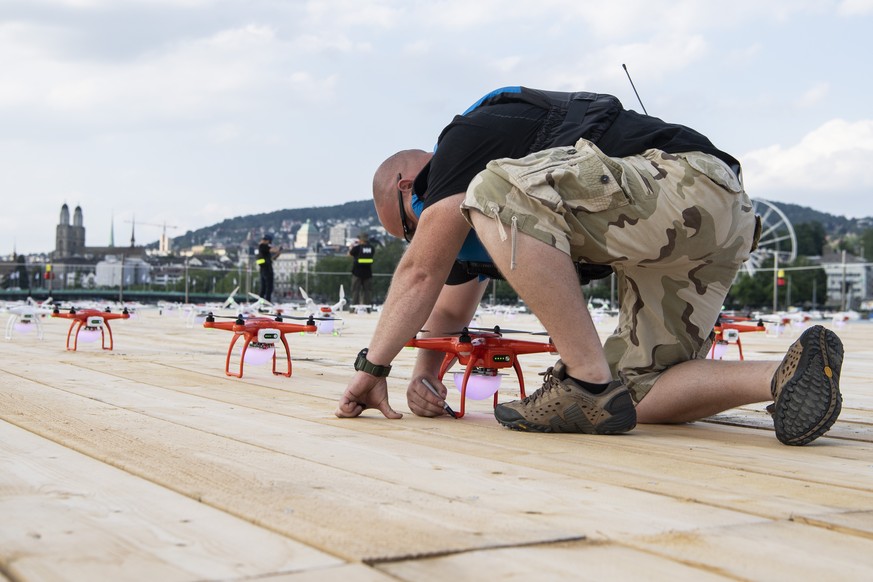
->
xmin=407 ymin=375 xmax=451 ymax=417
xmin=335 ymin=372 xmax=403 ymax=419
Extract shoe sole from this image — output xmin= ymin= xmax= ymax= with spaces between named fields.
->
xmin=495 ymin=402 xmax=637 ymax=435
xmin=772 ymin=326 xmax=843 ymax=446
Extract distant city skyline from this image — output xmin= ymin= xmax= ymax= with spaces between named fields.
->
xmin=20 ymin=200 xmax=377 ymax=259
xmin=3 ymin=1 xmax=873 ymax=254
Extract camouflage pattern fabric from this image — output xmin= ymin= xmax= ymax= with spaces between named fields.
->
xmin=461 ymin=138 xmax=758 ymax=402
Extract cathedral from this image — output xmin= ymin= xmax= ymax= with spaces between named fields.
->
xmin=53 ymin=203 xmax=145 ymax=260
xmin=54 ymin=203 xmax=87 ymax=259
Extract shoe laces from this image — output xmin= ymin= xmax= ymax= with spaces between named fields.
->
xmin=520 ymin=365 xmax=569 ymax=404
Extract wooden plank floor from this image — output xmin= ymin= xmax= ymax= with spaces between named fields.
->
xmin=1 ymin=307 xmax=872 ymax=581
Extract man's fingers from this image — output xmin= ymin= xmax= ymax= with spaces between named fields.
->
xmin=334 ymin=397 xmax=364 ymax=418
xmin=378 ymin=402 xmax=403 ymax=420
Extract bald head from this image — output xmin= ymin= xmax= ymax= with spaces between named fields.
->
xmin=373 ymin=149 xmax=432 ymax=238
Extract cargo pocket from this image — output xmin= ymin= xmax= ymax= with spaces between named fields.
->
xmin=488 ymin=141 xmax=630 ymax=214
xmin=678 ymin=152 xmax=743 ymax=193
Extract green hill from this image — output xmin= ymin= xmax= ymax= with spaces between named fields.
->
xmin=165 ymin=198 xmax=870 ymax=252
xmin=172 ymin=200 xmax=379 ymax=249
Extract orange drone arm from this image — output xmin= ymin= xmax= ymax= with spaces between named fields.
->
xmin=203 ymin=320 xmax=238 ymax=331
xmin=405 ymin=337 xmax=463 ymax=351
xmin=102 ymin=312 xmax=130 ymax=321
xmin=499 ymin=338 xmax=557 ymax=355
xmin=275 ymin=322 xmax=318 ymax=334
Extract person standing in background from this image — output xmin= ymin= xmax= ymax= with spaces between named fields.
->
xmin=256 ymin=233 xmax=281 ymax=303
xmin=349 ymin=233 xmax=375 ymax=306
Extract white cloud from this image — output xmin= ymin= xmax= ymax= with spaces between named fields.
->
xmin=838 ymin=0 xmax=873 ymax=15
xmin=290 ymin=33 xmax=372 ymax=55
xmin=795 ymin=82 xmax=830 ymax=108
xmin=741 ymin=119 xmax=873 ymax=214
xmin=725 ymin=42 xmax=762 ymax=66
xmin=0 ymin=22 xmax=306 ymax=127
xmin=208 ymin=123 xmax=242 ymax=144
xmin=493 ymin=56 xmax=522 ymax=73
xmin=29 ymin=0 xmax=219 ymax=7
xmin=303 ymin=0 xmax=399 ymax=29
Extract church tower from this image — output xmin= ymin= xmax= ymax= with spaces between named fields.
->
xmin=71 ymin=205 xmax=86 ymax=255
xmin=55 ymin=203 xmax=72 ymax=258
xmin=54 ymin=203 xmax=87 ymax=258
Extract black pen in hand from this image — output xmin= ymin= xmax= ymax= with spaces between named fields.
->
xmin=421 ymin=378 xmax=458 ymax=419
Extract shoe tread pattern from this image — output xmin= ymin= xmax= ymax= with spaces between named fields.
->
xmin=771 ymin=325 xmax=843 ymax=446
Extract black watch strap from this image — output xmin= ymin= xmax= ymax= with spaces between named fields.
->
xmin=354 ymin=348 xmax=392 ymax=377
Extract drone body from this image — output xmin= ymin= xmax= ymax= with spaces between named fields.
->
xmin=298 ymin=286 xmax=345 ymax=334
xmin=4 ymin=305 xmax=49 ymax=340
xmin=203 ymin=313 xmax=317 ymax=378
xmin=709 ymin=316 xmax=766 ymax=360
xmin=51 ymin=306 xmax=130 ymax=351
xmin=406 ymin=327 xmax=556 ymax=418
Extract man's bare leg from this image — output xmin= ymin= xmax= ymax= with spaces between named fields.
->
xmin=469 ymin=210 xmax=611 ymax=384
xmin=635 ymin=359 xmax=776 ymax=423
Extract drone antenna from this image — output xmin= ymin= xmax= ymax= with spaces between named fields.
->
xmin=622 ymin=63 xmax=648 ymax=115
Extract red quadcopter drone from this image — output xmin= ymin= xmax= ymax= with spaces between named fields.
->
xmin=708 ymin=315 xmax=766 ymax=360
xmin=51 ymin=305 xmax=130 ymax=351
xmin=203 ymin=312 xmax=319 ymax=378
xmin=405 ymin=326 xmax=557 ymax=418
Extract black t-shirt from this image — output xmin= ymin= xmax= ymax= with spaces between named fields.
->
xmin=598 ymin=109 xmax=740 ymax=173
xmin=414 ymin=102 xmax=547 ymax=208
xmin=257 ymin=242 xmax=273 ymax=270
xmin=412 ymin=93 xmax=738 ymax=285
xmin=413 ymin=101 xmax=739 ymax=207
xmin=350 ymin=243 xmax=375 ymax=279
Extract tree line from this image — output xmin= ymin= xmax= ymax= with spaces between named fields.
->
xmin=303 ymin=220 xmax=872 ymax=310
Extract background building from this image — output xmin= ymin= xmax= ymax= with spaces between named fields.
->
xmin=294 ymin=219 xmax=319 ymax=250
xmin=822 ymin=251 xmax=872 ymax=310
xmin=328 ymin=223 xmax=350 ymax=247
xmin=54 ymin=204 xmax=86 ymax=259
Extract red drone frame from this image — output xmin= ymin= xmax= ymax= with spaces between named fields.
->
xmin=405 ymin=326 xmax=556 ymax=418
xmin=709 ymin=316 xmax=766 ymax=360
xmin=203 ymin=313 xmax=317 ymax=378
xmin=51 ymin=306 xmax=130 ymax=351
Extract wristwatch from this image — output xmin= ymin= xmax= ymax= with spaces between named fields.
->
xmin=354 ymin=348 xmax=392 ymax=377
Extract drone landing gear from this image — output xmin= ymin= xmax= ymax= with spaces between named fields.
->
xmin=64 ymin=320 xmax=115 ymax=351
xmin=437 ymin=354 xmax=528 ymax=419
xmin=224 ymin=332 xmax=293 ymax=378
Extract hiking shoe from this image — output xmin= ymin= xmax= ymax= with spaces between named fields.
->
xmin=767 ymin=325 xmax=843 ymax=446
xmin=494 ymin=360 xmax=636 ymax=434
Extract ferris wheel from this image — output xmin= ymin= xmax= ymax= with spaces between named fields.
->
xmin=743 ymin=198 xmax=797 ymax=276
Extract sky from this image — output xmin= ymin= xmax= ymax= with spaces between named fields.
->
xmin=2 ymin=0 xmax=873 ymax=255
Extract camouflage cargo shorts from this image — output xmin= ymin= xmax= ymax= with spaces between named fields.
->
xmin=460 ymin=138 xmax=759 ymax=403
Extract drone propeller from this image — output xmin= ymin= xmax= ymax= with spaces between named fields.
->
xmin=204 ymin=312 xmax=247 ymax=324
xmin=259 ymin=312 xmax=339 ymax=322
xmin=466 ymin=325 xmax=552 ymax=336
xmin=205 ymin=312 xmax=337 ymax=326
xmin=421 ymin=325 xmax=549 ymax=337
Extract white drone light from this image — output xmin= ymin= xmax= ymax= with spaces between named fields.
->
xmin=453 ymin=370 xmax=502 ymax=400
xmin=77 ymin=326 xmax=102 ymax=343
xmin=243 ymin=342 xmax=275 ymax=365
